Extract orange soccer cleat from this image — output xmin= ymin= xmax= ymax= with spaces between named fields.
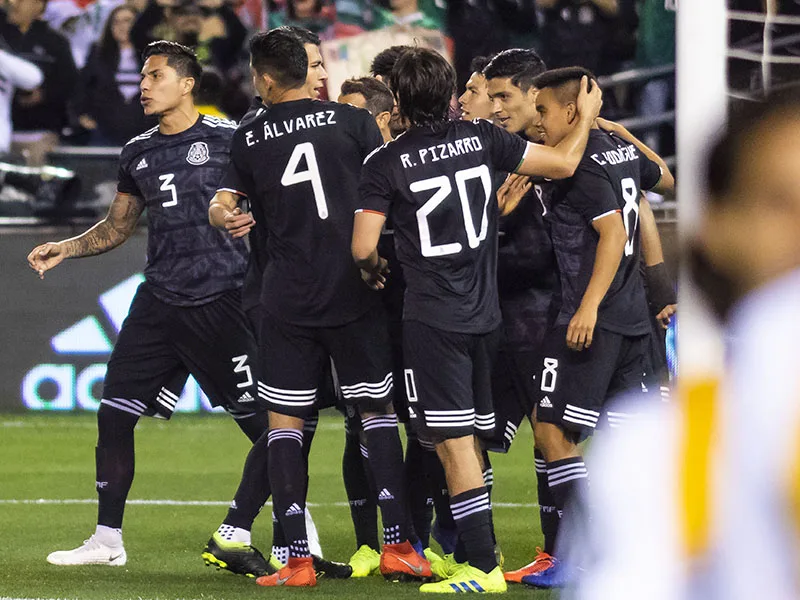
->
xmin=256 ymin=556 xmax=316 ymax=587
xmin=380 ymin=541 xmax=433 ymax=581
xmin=504 ymin=548 xmax=556 ymax=583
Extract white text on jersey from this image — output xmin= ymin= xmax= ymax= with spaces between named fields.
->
xmin=590 ymin=143 xmax=639 ymax=167
xmin=401 ymin=136 xmax=485 ymax=169
xmin=245 ymin=110 xmax=337 ymax=146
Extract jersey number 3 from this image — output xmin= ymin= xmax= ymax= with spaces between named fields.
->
xmin=281 ymin=142 xmax=328 ymax=219
xmin=411 ymin=165 xmax=492 ymax=257
xmin=159 ymin=173 xmax=178 ymax=208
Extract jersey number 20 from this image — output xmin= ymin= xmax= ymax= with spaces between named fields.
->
xmin=281 ymin=143 xmax=328 ymax=219
xmin=411 ymin=165 xmax=493 ymax=257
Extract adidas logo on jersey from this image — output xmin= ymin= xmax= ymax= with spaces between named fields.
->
xmin=237 ymin=391 xmax=254 ymax=404
xmin=136 ymin=158 xmax=148 ymax=170
xmin=378 ymin=488 xmax=395 ymax=501
xmin=285 ymin=503 xmax=303 ymax=517
xmin=540 ymin=397 xmax=553 ymax=409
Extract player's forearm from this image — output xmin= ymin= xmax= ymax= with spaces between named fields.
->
xmin=607 ymin=123 xmax=675 ymax=194
xmin=581 ymin=227 xmax=626 ymax=309
xmin=209 ymin=202 xmax=230 ymax=229
xmin=639 ymin=195 xmax=665 ymax=266
xmin=353 ymin=246 xmax=380 ymax=272
xmin=59 ymin=220 xmax=130 ymax=258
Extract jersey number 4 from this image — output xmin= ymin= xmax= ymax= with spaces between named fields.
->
xmin=281 ymin=142 xmax=328 ymax=219
xmin=411 ymin=165 xmax=492 ymax=257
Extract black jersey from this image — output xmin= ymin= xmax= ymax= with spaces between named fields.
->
xmin=117 ymin=114 xmax=247 ymax=307
xmin=218 ymin=98 xmax=268 ymax=313
xmin=226 ymin=99 xmax=383 ymax=327
xmin=498 ymin=183 xmax=557 ymax=350
xmin=547 ymin=129 xmax=662 ymax=336
xmin=359 ymin=118 xmax=528 ymax=335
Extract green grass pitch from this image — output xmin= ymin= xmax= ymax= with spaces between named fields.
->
xmin=0 ymin=412 xmax=553 ymax=599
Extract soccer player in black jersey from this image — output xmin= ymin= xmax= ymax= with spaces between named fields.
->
xmin=218 ymin=29 xmax=428 ymax=587
xmin=353 ymin=47 xmax=602 ymax=593
xmin=27 ymin=41 xmax=265 ymax=567
xmin=520 ymin=67 xmax=674 ymax=589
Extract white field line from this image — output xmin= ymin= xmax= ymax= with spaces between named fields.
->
xmin=0 ymin=498 xmax=538 ymax=509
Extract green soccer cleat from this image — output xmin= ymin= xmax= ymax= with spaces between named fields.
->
xmin=348 ymin=544 xmax=381 ymax=577
xmin=420 ymin=565 xmax=507 ymax=594
xmin=429 ymin=552 xmax=466 ymax=581
xmin=268 ymin=553 xmax=285 ymax=572
xmin=201 ymin=533 xmax=276 ymax=578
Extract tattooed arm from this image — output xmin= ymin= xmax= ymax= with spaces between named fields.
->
xmin=27 ymin=192 xmax=145 ymax=279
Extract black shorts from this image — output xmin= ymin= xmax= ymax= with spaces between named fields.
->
xmin=403 ymin=320 xmax=501 ymax=442
xmin=258 ymin=305 xmax=394 ymax=419
xmin=534 ymin=325 xmax=648 ymax=437
xmin=102 ymin=284 xmax=263 ymax=420
xmin=484 ymin=348 xmax=538 ymax=452
xmin=247 ymin=305 xmax=341 ymax=413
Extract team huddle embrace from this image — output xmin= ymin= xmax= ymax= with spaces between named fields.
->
xmin=27 ymin=24 xmax=675 ymax=594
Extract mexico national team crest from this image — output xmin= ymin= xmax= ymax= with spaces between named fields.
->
xmin=186 ymin=141 xmax=210 ymax=165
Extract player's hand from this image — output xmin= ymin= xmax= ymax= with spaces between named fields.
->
xmin=27 ymin=242 xmax=66 ymax=279
xmin=566 ymin=304 xmax=598 ymax=351
xmin=655 ymin=303 xmax=677 ymax=330
xmin=576 ymin=76 xmax=603 ymax=121
xmin=223 ymin=208 xmax=255 ymax=238
xmin=361 ymin=256 xmax=389 ymax=291
xmin=497 ymin=173 xmax=532 ymax=217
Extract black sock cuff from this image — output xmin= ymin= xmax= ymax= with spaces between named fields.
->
xmin=267 ymin=428 xmax=304 ymax=446
xmin=547 ymin=457 xmax=588 ymax=488
xmin=450 ymin=487 xmax=491 ymax=522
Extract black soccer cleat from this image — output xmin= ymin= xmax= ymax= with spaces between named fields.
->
xmin=201 ymin=533 xmax=277 ymax=578
xmin=312 ymin=554 xmax=353 ymax=579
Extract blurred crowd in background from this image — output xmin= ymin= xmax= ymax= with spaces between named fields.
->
xmin=0 ymin=0 xmax=676 ymax=166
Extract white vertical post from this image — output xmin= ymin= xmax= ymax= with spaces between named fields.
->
xmin=676 ymin=0 xmax=728 ymax=378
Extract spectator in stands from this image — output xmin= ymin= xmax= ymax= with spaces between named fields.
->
xmin=131 ymin=0 xmax=246 ymax=71
xmin=0 ymin=43 xmax=43 ymax=155
xmin=268 ymin=0 xmax=364 ymax=39
xmin=371 ymin=0 xmax=443 ymax=29
xmin=535 ymin=0 xmax=618 ymax=74
xmin=0 ymin=0 xmax=78 ymax=165
xmin=194 ymin=66 xmax=227 ymax=117
xmin=76 ymin=4 xmax=155 ymax=145
xmin=635 ymin=0 xmax=675 ymax=154
xmin=42 ymin=0 xmax=122 ymax=69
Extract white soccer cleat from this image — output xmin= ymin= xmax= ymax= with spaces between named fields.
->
xmin=47 ymin=535 xmax=127 ymax=566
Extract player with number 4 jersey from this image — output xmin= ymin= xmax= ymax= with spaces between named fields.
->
xmin=221 ymin=29 xmax=425 ymax=588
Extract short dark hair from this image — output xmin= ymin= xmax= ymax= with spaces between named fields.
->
xmin=276 ymin=24 xmax=321 ymax=47
xmin=249 ymin=29 xmax=307 ymax=89
xmin=369 ymin=45 xmax=413 ymax=81
xmin=483 ymin=48 xmax=546 ymax=92
xmin=142 ymin=40 xmax=202 ymax=83
xmin=470 ymin=55 xmax=491 ymax=75
xmin=532 ymin=66 xmax=595 ymax=104
xmin=390 ymin=47 xmax=455 ymax=127
xmin=340 ymin=77 xmax=394 ymax=116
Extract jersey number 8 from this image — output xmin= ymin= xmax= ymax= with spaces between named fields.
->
xmin=621 ymin=177 xmax=640 ymax=257
xmin=411 ymin=165 xmax=493 ymax=258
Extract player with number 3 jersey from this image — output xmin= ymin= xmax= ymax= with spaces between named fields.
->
xmin=28 ymin=41 xmax=267 ymax=570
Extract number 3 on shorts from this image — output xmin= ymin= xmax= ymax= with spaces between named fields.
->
xmin=540 ymin=357 xmax=559 ymax=393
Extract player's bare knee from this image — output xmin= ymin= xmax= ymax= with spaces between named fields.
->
xmin=533 ymin=421 xmax=577 ymax=461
